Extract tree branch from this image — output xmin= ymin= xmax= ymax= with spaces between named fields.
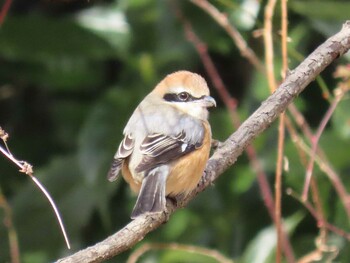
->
xmin=57 ymin=21 xmax=350 ymax=263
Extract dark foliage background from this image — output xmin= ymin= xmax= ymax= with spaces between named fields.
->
xmin=0 ymin=0 xmax=350 ymax=262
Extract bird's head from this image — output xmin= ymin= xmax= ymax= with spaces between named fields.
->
xmin=150 ymin=71 xmax=216 ymax=120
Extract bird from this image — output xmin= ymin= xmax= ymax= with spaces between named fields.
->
xmin=107 ymin=70 xmax=216 ymax=219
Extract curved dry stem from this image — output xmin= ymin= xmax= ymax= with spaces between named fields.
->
xmin=0 ymin=130 xmax=71 ymax=249
xmin=29 ymin=175 xmax=71 ymax=249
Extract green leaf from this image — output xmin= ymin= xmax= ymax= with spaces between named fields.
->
xmin=0 ymin=11 xmax=129 ymax=62
xmin=230 ymin=0 xmax=261 ymax=30
xmin=162 ymin=210 xmax=192 ymax=240
xmin=290 ymin=1 xmax=350 ymax=21
xmin=241 ymin=212 xmax=304 ymax=263
xmin=23 ymin=251 xmax=49 ymax=263
xmin=332 ymin=99 xmax=350 ymax=139
xmin=230 ymin=165 xmax=255 ymax=194
xmin=75 ymin=4 xmax=130 ymax=56
xmin=210 ymin=109 xmax=234 ymax=141
xmin=248 ymin=69 xmax=270 ymax=102
xmin=320 ymin=130 xmax=350 ymax=170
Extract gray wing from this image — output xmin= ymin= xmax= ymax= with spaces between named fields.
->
xmin=135 ymin=131 xmax=202 ymax=174
xmin=107 ymin=134 xmax=134 ymax=182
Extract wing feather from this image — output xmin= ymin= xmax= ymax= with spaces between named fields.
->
xmin=135 ymin=130 xmax=202 ymax=173
xmin=107 ymin=134 xmax=134 ymax=182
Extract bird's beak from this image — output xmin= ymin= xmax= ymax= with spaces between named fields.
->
xmin=201 ymin=95 xmax=216 ymax=108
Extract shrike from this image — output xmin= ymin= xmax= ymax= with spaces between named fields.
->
xmin=108 ymin=71 xmax=216 ymax=218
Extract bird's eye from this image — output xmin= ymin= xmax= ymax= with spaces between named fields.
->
xmin=178 ymin=92 xmax=190 ymax=101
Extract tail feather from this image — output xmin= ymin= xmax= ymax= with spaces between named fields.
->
xmin=131 ymin=166 xmax=168 ymax=219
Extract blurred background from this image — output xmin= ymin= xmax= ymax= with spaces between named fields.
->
xmin=1 ymin=0 xmax=350 ymax=262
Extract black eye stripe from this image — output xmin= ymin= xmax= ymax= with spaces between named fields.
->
xmin=163 ymin=93 xmax=203 ymax=102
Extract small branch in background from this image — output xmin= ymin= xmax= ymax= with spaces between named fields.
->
xmin=285 ymin=119 xmax=350 ymax=240
xmin=0 ymin=127 xmax=71 ymax=250
xmin=264 ymin=0 xmax=278 ymax=93
xmin=287 ymin=188 xmax=350 ymax=241
xmin=278 ymin=0 xmax=290 ymax=262
xmin=189 ymin=0 xmax=264 ymax=72
xmin=289 ymin=66 xmax=350 ymax=248
xmin=290 ymin=122 xmax=350 ymax=216
xmin=285 ymin=114 xmax=329 ymax=240
xmin=283 ymin=34 xmax=350 ymax=246
xmin=287 ymin=104 xmax=314 ymax=141
xmin=127 ymin=243 xmax=234 ymax=263
xmin=281 ymin=24 xmax=338 ymax=238
xmin=302 ymin=87 xmax=347 ymax=202
xmin=0 ymin=0 xmax=11 ymax=25
xmin=264 ymin=0 xmax=287 ymax=262
xmin=275 ymin=114 xmax=285 ymax=263
xmin=310 ymin=177 xmax=328 ymax=245
xmin=281 ymin=0 xmax=289 ymax=79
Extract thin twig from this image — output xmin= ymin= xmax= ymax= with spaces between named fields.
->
xmin=296 ymin=132 xmax=350 ymax=219
xmin=310 ymin=177 xmax=329 ymax=250
xmin=302 ymin=88 xmax=346 ymax=202
xmin=189 ymin=0 xmax=264 ymax=72
xmin=0 ymin=128 xmax=71 ymax=249
xmin=286 ymin=103 xmax=344 ymax=223
xmin=278 ymin=1 xmax=289 ymax=262
xmin=285 ymin=116 xmax=330 ymax=254
xmin=0 ymin=0 xmax=12 ymax=25
xmin=286 ymin=117 xmax=350 ymax=230
xmin=264 ymin=0 xmax=285 ymax=262
xmin=264 ymin=0 xmax=278 ymax=93
xmin=28 ymin=175 xmax=70 ymax=249
xmin=275 ymin=115 xmax=285 ymax=263
xmin=287 ymin=189 xmax=350 ymax=241
xmin=127 ymin=243 xmax=234 ymax=263
xmin=281 ymin=0 xmax=289 ymax=79
xmin=288 ymin=104 xmax=314 ymax=141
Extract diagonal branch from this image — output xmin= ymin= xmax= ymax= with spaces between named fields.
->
xmin=56 ymin=21 xmax=350 ymax=263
